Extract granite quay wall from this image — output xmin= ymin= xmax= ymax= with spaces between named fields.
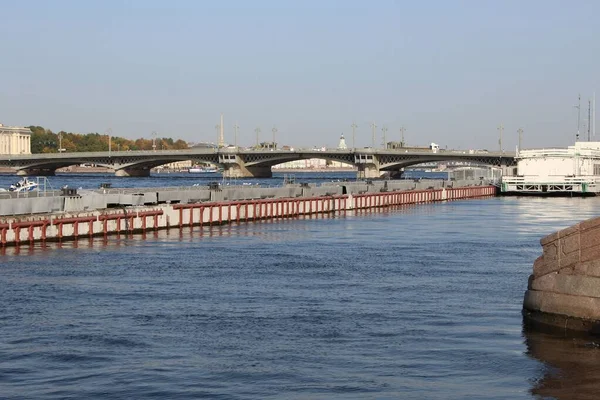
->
xmin=524 ymin=215 xmax=600 ymax=334
xmin=0 ymin=185 xmax=495 ymax=247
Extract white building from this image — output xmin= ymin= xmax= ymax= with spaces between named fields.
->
xmin=516 ymin=142 xmax=600 ymax=176
xmin=501 ymin=142 xmax=600 ymax=194
xmin=272 ymin=158 xmax=353 ymax=169
xmin=0 ymin=123 xmax=31 ymax=155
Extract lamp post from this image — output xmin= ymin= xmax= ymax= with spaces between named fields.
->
xmin=152 ymin=131 xmax=157 ymax=152
xmin=106 ymin=128 xmax=112 ymax=156
xmin=400 ymin=126 xmax=406 ymax=147
xmin=233 ymin=123 xmax=239 ymax=147
xmin=351 ymin=122 xmax=357 ymax=150
xmin=498 ymin=123 xmax=504 ymax=153
xmin=255 ymin=127 xmax=261 ymax=148
xmin=517 ymin=128 xmax=523 ymax=153
xmin=272 ymin=126 xmax=277 ymax=149
xmin=575 ymin=94 xmax=581 ymax=141
xmin=370 ymin=122 xmax=377 ymax=148
xmin=382 ymin=126 xmax=388 ymax=149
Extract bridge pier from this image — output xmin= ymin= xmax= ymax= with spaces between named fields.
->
xmin=356 ymin=164 xmax=381 ymax=180
xmin=222 ymin=164 xmax=272 ymax=178
xmin=115 ymin=168 xmax=151 ymax=177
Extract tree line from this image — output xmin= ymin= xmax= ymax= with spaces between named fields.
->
xmin=28 ymin=126 xmax=189 ymax=153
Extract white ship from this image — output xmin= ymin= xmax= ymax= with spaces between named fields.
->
xmin=501 ymin=142 xmax=600 ymax=195
xmin=188 ymin=165 xmax=219 ymax=174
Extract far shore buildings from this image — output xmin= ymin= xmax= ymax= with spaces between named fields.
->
xmin=0 ymin=123 xmax=31 ymax=155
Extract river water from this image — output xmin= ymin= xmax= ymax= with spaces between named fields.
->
xmin=1 ymin=174 xmax=600 ymax=399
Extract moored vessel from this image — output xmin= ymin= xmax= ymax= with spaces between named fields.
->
xmin=188 ymin=165 xmax=219 ymax=174
xmin=501 ymin=142 xmax=600 ymax=195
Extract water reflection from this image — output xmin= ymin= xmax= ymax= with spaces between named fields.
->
xmin=524 ymin=323 xmax=600 ymax=400
xmin=0 ymin=205 xmax=426 ymax=256
xmin=504 ymin=197 xmax=600 ymax=235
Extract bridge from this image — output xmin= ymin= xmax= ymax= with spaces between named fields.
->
xmin=0 ymin=148 xmax=516 ymax=178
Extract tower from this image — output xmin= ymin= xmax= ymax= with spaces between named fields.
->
xmin=338 ymin=133 xmax=347 ymax=150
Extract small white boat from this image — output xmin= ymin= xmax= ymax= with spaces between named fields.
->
xmin=189 ymin=165 xmax=219 ymax=173
xmin=9 ymin=177 xmax=38 ymax=193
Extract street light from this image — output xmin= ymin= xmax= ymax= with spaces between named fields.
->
xmin=517 ymin=128 xmax=523 ymax=153
xmin=233 ymin=123 xmax=239 ymax=147
xmin=272 ymin=126 xmax=278 ymax=149
xmin=370 ymin=122 xmax=377 ymax=148
xmin=497 ymin=123 xmax=504 ymax=153
xmin=106 ymin=128 xmax=112 ymax=156
xmin=400 ymin=126 xmax=406 ymax=147
xmin=351 ymin=122 xmax=357 ymax=150
xmin=152 ymin=131 xmax=157 ymax=152
xmin=255 ymin=127 xmax=261 ymax=148
xmin=382 ymin=126 xmax=388 ymax=149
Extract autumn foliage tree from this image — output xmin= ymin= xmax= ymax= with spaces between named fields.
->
xmin=28 ymin=126 xmax=189 ymax=153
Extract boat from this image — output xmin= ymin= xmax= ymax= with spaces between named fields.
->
xmin=8 ymin=177 xmax=39 ymax=193
xmin=501 ymin=142 xmax=600 ymax=195
xmin=188 ymin=165 xmax=219 ymax=174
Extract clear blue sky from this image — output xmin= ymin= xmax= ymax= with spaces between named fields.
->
xmin=1 ymin=0 xmax=599 ymax=150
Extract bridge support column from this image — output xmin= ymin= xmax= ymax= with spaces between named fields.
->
xmin=356 ymin=164 xmax=381 ymax=180
xmin=115 ymin=168 xmax=151 ymax=177
xmin=222 ymin=164 xmax=272 ymax=178
xmin=17 ymin=168 xmax=56 ymax=176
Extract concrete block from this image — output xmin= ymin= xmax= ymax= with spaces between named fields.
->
xmin=540 ymin=232 xmax=559 ymax=246
xmin=559 ymin=252 xmax=580 ymax=270
xmin=562 ymin=224 xmax=580 ymax=237
xmin=556 ymin=274 xmax=600 ymax=298
xmin=580 ymin=227 xmax=600 ymax=250
xmin=581 ymin=245 xmax=600 ymax=263
xmin=574 ymin=260 xmax=600 ymax=277
xmin=558 ymin=266 xmax=576 ymax=275
xmin=580 ymin=216 xmax=600 ymax=232
xmin=560 ymin=232 xmax=580 ymax=256
xmin=523 ymin=289 xmax=600 ymax=320
xmin=533 ymin=255 xmax=560 ymax=278
xmin=531 ymin=272 xmax=557 ymax=292
xmin=542 ymin=242 xmax=558 ymax=262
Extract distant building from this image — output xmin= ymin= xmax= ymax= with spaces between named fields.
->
xmin=0 ymin=123 xmax=31 ymax=155
xmin=273 ymin=158 xmax=353 ymax=169
xmin=161 ymin=160 xmax=192 ymax=170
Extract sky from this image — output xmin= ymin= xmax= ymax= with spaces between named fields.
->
xmin=1 ymin=0 xmax=599 ymax=150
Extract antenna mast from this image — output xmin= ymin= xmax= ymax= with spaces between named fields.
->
xmin=594 ymin=92 xmax=596 ymax=139
xmin=589 ymin=99 xmax=592 ymax=141
xmin=575 ymin=94 xmax=581 ymax=141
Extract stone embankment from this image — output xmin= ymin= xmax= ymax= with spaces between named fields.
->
xmin=524 ymin=217 xmax=600 ymax=333
xmin=0 ymin=185 xmax=495 ymax=247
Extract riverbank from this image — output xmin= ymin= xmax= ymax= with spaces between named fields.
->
xmin=0 ymin=184 xmax=495 ymax=247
